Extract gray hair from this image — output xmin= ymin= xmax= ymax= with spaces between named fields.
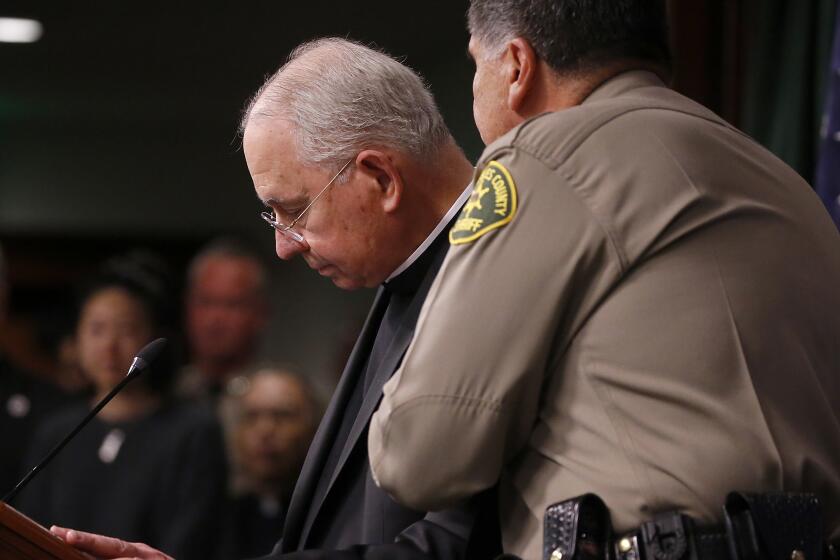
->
xmin=240 ymin=37 xmax=451 ymax=173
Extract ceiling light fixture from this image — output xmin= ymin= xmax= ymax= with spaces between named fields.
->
xmin=0 ymin=17 xmax=43 ymax=44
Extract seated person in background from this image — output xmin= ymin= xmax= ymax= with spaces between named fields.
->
xmin=0 ymin=243 xmax=72 ymax=499
xmin=16 ymin=251 xmax=229 ymax=560
xmin=230 ymin=367 xmax=320 ymax=559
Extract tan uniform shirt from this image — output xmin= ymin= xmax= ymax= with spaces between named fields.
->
xmin=369 ymin=71 xmax=840 ymax=560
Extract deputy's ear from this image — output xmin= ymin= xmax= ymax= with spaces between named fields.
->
xmin=355 ymin=150 xmax=403 ymax=213
xmin=505 ymin=37 xmax=538 ymax=113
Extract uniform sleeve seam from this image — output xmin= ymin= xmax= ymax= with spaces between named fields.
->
xmin=485 ymin=143 xmax=630 ymax=273
xmin=371 ymin=394 xmax=504 ymax=491
xmin=483 ymin=135 xmax=630 ymax=274
xmin=556 ymin=165 xmax=629 ymax=271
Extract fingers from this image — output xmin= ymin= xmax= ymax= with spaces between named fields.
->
xmin=50 ymin=526 xmax=172 ymax=560
xmin=49 ymin=526 xmax=98 ymax=560
xmin=52 ymin=525 xmax=130 ymax=556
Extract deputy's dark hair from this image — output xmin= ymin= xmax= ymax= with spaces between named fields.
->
xmin=468 ymin=0 xmax=671 ymax=76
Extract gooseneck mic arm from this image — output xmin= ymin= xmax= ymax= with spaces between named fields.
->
xmin=2 ymin=338 xmax=168 ymax=504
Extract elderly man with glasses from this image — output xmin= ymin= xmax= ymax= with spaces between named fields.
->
xmin=49 ymin=37 xmax=500 ymax=560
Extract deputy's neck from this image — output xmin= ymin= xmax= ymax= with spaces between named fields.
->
xmin=529 ymin=59 xmax=668 ymax=115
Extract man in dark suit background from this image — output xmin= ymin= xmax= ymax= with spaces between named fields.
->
xmin=0 ymin=244 xmax=71 ymax=503
xmin=51 ymin=38 xmax=499 ymax=560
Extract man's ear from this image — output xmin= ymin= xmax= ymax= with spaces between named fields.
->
xmin=505 ymin=37 xmax=538 ymax=113
xmin=355 ymin=150 xmax=403 ymax=213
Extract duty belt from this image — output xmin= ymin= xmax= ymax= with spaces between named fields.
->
xmin=540 ymin=492 xmax=831 ymax=560
xmin=612 ymin=513 xmax=729 ymax=560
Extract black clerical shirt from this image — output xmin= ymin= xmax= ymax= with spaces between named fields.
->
xmin=306 ymin=228 xmax=452 ymax=536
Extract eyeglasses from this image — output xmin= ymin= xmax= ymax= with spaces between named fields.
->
xmin=260 ymin=158 xmax=354 ymax=244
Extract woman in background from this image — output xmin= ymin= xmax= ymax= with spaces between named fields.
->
xmin=17 ymin=252 xmax=229 ymax=560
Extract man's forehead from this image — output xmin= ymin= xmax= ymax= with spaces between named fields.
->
xmin=245 ymin=122 xmax=312 ymax=202
xmin=243 ymin=116 xmax=294 ymax=151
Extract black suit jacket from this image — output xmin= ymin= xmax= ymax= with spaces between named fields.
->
xmin=261 ymin=224 xmax=499 ymax=560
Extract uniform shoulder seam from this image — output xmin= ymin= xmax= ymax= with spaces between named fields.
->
xmin=513 ymin=104 xmax=741 ymax=169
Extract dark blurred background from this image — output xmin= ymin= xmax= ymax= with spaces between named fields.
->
xmin=1 ymin=0 xmax=836 ymax=394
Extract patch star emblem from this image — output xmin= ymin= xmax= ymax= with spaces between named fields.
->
xmin=450 ymin=160 xmax=518 ymax=245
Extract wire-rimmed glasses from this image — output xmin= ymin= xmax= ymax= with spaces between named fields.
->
xmin=260 ymin=158 xmax=354 ymax=244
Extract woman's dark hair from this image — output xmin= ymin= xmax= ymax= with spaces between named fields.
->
xmin=76 ymin=250 xmax=181 ymax=395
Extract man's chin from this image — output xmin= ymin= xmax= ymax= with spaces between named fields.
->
xmin=316 ymin=265 xmax=371 ymax=290
xmin=330 ymin=276 xmax=364 ymax=291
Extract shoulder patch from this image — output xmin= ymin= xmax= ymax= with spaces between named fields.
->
xmin=449 ymin=160 xmax=518 ymax=245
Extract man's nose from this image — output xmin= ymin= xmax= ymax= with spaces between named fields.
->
xmin=275 ymin=232 xmax=308 ymax=260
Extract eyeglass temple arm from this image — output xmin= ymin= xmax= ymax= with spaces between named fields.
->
xmin=287 ymin=158 xmax=354 ymax=229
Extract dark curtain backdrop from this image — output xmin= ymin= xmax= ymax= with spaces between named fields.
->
xmin=740 ymin=0 xmax=837 ymax=183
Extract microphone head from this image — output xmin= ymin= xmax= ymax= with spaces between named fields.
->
xmin=128 ymin=338 xmax=168 ymax=377
xmin=137 ymin=337 xmax=168 ymax=365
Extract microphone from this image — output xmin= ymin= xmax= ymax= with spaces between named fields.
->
xmin=2 ymin=337 xmax=168 ymax=504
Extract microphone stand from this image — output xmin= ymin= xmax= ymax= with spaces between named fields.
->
xmin=2 ymin=338 xmax=166 ymax=504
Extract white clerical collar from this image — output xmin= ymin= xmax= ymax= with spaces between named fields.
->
xmin=385 ymin=184 xmax=473 ymax=282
